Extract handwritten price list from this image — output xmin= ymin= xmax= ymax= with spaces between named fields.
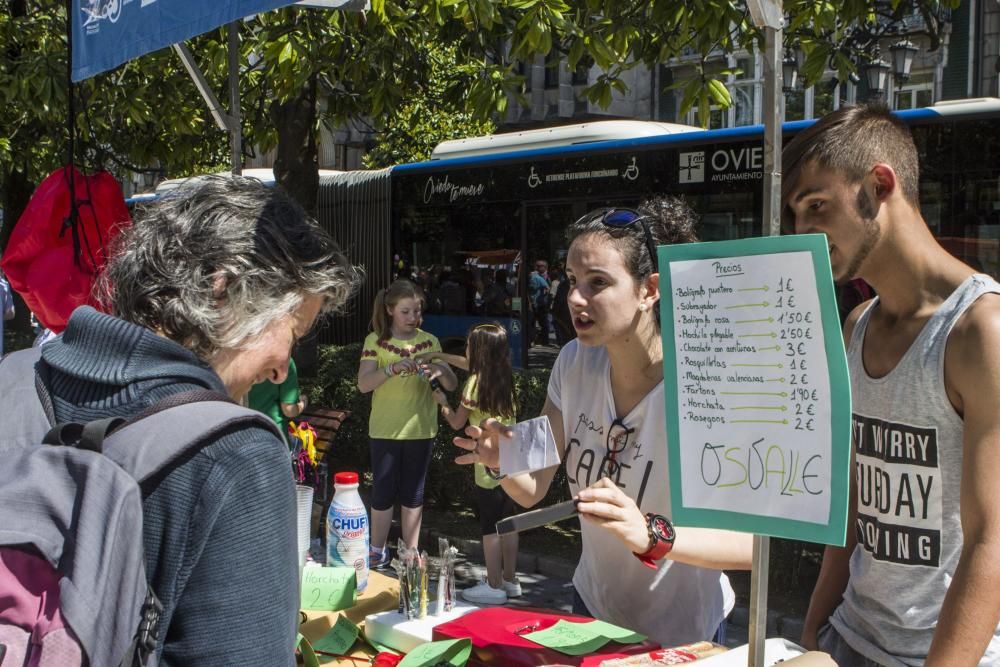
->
xmin=668 ymin=251 xmax=831 ymax=526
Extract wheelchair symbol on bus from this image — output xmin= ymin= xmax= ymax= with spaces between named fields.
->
xmin=623 ymin=157 xmax=639 ymax=181
xmin=527 ymin=167 xmax=542 ymax=189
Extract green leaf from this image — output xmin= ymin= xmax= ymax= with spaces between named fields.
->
xmin=707 ymin=78 xmax=731 ymax=107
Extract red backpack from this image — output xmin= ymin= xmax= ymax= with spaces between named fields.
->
xmin=0 ymin=166 xmax=130 ymax=333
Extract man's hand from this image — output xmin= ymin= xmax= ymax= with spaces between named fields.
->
xmin=576 ymin=477 xmax=650 ymax=553
xmin=453 ymin=418 xmax=513 ymax=469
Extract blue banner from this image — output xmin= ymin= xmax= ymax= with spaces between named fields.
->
xmin=71 ymin=0 xmax=361 ymax=82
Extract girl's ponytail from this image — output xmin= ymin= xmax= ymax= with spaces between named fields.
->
xmin=371 ymin=288 xmax=389 ymax=341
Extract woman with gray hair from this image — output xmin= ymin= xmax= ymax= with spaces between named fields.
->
xmin=40 ymin=176 xmax=361 ymax=663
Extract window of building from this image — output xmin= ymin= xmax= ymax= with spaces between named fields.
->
xmin=893 ymin=78 xmax=934 ymax=110
xmin=572 ymin=56 xmax=593 ymax=86
xmin=544 ymin=52 xmax=561 ymax=89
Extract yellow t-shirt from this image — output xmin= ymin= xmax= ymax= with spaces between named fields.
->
xmin=363 ymin=330 xmax=442 ymax=440
xmin=461 ymin=374 xmax=515 ymax=489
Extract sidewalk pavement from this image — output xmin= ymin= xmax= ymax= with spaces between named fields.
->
xmin=423 ymin=527 xmax=806 ymax=650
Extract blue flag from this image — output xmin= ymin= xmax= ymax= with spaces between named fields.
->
xmin=71 ymin=0 xmax=366 ymax=82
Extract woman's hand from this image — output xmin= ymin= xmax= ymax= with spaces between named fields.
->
xmin=453 ymin=418 xmax=513 ymax=470
xmin=575 ymin=477 xmax=651 ymax=554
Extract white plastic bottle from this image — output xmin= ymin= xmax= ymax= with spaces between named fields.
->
xmin=326 ymin=471 xmax=370 ymax=593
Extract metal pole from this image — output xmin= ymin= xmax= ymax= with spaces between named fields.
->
xmin=749 ymin=535 xmax=771 ymax=667
xmin=762 ymin=24 xmax=783 ymax=239
xmin=749 ymin=20 xmax=783 ymax=667
xmin=228 ymin=22 xmax=242 ymax=176
xmin=173 ymin=42 xmax=233 ymax=133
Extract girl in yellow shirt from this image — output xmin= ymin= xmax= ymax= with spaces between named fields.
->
xmin=357 ymin=280 xmax=457 ymax=567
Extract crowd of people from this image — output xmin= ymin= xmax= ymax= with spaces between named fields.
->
xmin=392 ymin=255 xmax=574 ymax=347
xmin=1 ymin=101 xmax=999 ymax=665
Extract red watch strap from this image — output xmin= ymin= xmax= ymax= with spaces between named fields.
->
xmin=633 ymin=535 xmax=672 ymax=569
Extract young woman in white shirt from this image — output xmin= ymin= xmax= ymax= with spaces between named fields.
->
xmin=454 ymin=197 xmax=753 ymax=647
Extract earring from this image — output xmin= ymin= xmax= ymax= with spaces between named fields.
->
xmin=639 ymin=304 xmax=647 ymax=312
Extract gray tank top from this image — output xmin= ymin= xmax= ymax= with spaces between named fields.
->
xmin=830 ymin=274 xmax=1000 ymax=666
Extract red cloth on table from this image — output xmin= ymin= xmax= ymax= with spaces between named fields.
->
xmin=432 ymin=607 xmax=659 ymax=666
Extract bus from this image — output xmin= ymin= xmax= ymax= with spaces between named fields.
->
xmin=321 ymin=100 xmax=1000 ymax=365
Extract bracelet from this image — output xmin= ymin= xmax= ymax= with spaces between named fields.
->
xmin=485 ymin=467 xmax=506 ymax=481
xmin=384 ymin=363 xmax=395 ymax=378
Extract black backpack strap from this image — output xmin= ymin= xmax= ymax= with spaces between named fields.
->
xmin=101 ymin=391 xmax=282 ymax=484
xmin=42 ymin=390 xmax=235 ymax=454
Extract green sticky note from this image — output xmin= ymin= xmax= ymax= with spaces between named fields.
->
xmin=297 ymin=633 xmax=320 ymax=667
xmin=586 ymin=619 xmax=647 ymax=644
xmin=522 ymin=620 xmax=609 ymax=656
xmin=312 ymin=616 xmax=360 ymax=663
xmin=398 ymin=638 xmax=473 ymax=667
xmin=300 ymin=566 xmax=357 ymax=611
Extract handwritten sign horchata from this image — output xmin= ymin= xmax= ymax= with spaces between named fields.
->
xmin=659 ymin=234 xmax=850 ymax=545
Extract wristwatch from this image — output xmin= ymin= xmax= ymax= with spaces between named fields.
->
xmin=633 ymin=513 xmax=675 ymax=569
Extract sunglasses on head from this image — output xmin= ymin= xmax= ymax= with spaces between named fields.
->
xmin=583 ymin=208 xmax=658 ymax=273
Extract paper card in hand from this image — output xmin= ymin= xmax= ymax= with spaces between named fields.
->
xmin=499 ymin=415 xmax=560 ymax=477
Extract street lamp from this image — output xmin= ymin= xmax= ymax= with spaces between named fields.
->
xmin=889 ymin=39 xmax=919 ymax=85
xmin=862 ymin=50 xmax=892 ymax=100
xmin=782 ymin=50 xmax=799 ymax=93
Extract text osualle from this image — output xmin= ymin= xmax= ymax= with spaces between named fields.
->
xmin=668 ymin=251 xmax=833 ymax=526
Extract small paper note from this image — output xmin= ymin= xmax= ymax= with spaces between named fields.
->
xmin=522 ymin=620 xmax=609 ymax=656
xmin=312 ymin=615 xmax=360 ymax=661
xmin=300 ymin=566 xmax=357 ymax=611
xmin=297 ymin=633 xmax=320 ymax=667
xmin=586 ymin=619 xmax=647 ymax=644
xmin=522 ymin=619 xmax=646 ymax=656
xmin=398 ymin=638 xmax=473 ymax=667
xmin=499 ymin=415 xmax=560 ymax=477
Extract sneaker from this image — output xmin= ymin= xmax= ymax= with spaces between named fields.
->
xmin=461 ymin=580 xmax=508 ymax=605
xmin=369 ymin=546 xmax=392 ymax=569
xmin=502 ymin=577 xmax=522 ymax=598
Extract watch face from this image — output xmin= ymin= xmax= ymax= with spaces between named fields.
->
xmin=651 ymin=515 xmax=675 ymax=543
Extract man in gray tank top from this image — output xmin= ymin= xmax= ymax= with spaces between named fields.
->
xmin=782 ymin=104 xmax=1000 ymax=666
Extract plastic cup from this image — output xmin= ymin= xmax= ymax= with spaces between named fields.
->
xmin=295 ymin=484 xmax=314 ymax=555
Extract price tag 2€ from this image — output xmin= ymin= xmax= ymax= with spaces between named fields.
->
xmin=300 ymin=566 xmax=357 ymax=611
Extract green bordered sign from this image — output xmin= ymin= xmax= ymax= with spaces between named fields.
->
xmin=659 ymin=234 xmax=850 ymax=545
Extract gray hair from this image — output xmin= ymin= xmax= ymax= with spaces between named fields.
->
xmin=96 ymin=175 xmax=362 ymax=360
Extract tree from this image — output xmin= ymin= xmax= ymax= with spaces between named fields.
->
xmin=362 ymin=44 xmax=496 ymax=168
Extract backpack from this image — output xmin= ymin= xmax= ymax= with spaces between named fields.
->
xmin=0 ymin=348 xmax=281 ymax=666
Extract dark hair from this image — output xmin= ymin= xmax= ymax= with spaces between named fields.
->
xmin=565 ymin=197 xmax=698 ymax=331
xmin=565 ymin=196 xmax=699 ymax=282
xmin=97 ymin=175 xmax=361 ymax=360
xmin=466 ymin=323 xmax=515 ymax=421
xmin=370 ymin=279 xmax=425 ymax=342
xmin=782 ymin=103 xmax=920 ymax=228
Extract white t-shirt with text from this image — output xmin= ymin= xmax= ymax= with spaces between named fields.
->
xmin=548 ymin=340 xmax=735 ymax=646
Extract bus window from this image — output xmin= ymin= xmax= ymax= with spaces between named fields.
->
xmin=394 ymin=202 xmax=525 ymax=363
